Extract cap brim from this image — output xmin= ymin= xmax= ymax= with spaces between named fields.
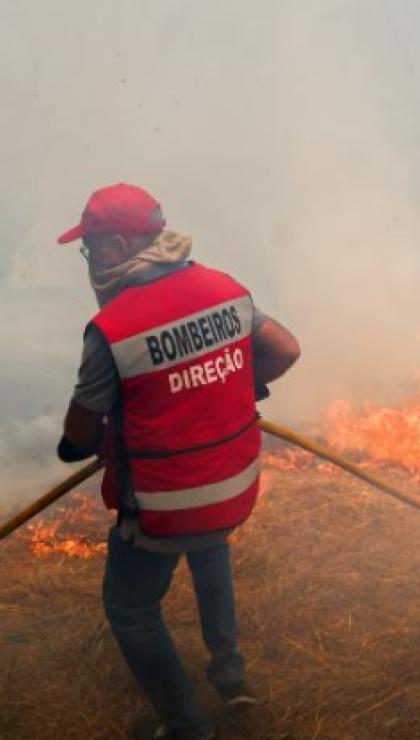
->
xmin=57 ymin=224 xmax=84 ymax=244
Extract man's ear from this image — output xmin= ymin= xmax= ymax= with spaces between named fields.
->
xmin=110 ymin=234 xmax=130 ymax=259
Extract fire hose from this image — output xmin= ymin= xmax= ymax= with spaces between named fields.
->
xmin=1 ymin=417 xmax=420 ymax=543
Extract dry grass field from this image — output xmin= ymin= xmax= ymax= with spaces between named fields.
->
xmin=2 ymin=447 xmax=420 ymax=740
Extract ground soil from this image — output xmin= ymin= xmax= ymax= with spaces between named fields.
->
xmin=2 ymin=451 xmax=420 ymax=739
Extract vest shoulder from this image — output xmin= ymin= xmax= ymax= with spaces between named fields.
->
xmin=92 ymin=262 xmax=251 ymax=341
xmin=191 ymin=263 xmax=251 ymax=299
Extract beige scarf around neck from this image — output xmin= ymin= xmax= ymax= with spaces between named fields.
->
xmin=89 ymin=230 xmax=192 ymax=306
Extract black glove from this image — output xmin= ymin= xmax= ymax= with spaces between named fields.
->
xmin=57 ymin=435 xmax=97 ymax=463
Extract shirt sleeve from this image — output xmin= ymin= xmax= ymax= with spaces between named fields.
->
xmin=251 ymin=305 xmax=268 ymax=334
xmin=72 ymin=324 xmax=120 ymax=414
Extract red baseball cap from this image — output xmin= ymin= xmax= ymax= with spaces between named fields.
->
xmin=57 ymin=183 xmax=166 ymax=244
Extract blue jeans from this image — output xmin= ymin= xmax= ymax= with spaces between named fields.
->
xmin=102 ymin=526 xmax=245 ymax=735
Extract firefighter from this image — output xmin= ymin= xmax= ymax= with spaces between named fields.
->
xmin=56 ymin=183 xmax=300 ymax=740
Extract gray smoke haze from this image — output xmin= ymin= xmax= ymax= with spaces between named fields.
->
xmin=2 ymin=1 xmax=420 ymax=505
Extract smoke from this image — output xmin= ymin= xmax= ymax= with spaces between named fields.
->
xmin=2 ymin=1 xmax=420 ymax=506
xmin=0 ymin=415 xmax=70 ymax=508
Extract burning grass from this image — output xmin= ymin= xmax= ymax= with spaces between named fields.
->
xmin=3 ymin=418 xmax=420 ymax=738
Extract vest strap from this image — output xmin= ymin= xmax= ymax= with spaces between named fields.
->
xmin=126 ymin=413 xmax=259 ymax=459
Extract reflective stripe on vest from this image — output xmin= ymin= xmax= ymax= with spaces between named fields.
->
xmin=110 ymin=294 xmax=252 ymax=379
xmin=135 ymin=458 xmax=260 ymax=511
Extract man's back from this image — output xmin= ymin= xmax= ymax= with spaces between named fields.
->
xmin=92 ymin=261 xmax=261 ymax=538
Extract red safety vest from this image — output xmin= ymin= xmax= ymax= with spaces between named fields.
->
xmin=92 ymin=262 xmax=261 ymax=536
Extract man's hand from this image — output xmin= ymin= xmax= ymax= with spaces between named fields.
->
xmin=57 ymin=400 xmax=105 ymax=462
xmin=252 ymin=318 xmax=300 ymax=395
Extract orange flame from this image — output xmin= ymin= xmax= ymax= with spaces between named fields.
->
xmin=21 ymin=492 xmax=112 ymax=559
xmin=323 ymin=399 xmax=420 ymax=475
